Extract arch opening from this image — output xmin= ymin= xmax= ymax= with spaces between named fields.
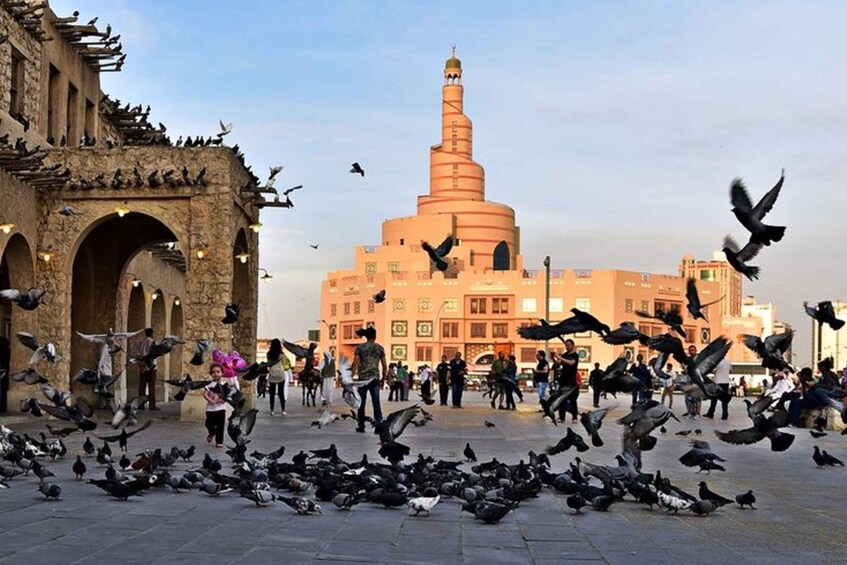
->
xmin=492 ymin=240 xmax=510 ymax=271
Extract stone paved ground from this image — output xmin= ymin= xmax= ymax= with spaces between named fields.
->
xmin=1 ymin=389 xmax=846 ymax=565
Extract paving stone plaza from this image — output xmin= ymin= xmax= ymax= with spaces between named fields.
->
xmin=0 ymin=391 xmax=844 ymax=565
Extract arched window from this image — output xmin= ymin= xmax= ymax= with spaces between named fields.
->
xmin=492 ymin=241 xmax=509 ymax=271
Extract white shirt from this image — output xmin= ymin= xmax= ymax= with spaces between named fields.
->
xmin=768 ymin=378 xmax=794 ymax=399
xmin=419 ymin=367 xmax=431 ymax=384
xmin=662 ymin=369 xmax=676 ymax=388
xmin=713 ymin=358 xmax=732 ymax=385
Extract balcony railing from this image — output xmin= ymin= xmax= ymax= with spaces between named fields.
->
xmin=363 ymin=246 xmax=378 ymax=253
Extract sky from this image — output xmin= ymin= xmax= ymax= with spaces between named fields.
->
xmin=50 ymin=0 xmax=847 ymax=364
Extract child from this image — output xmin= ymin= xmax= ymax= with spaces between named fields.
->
xmin=203 ymin=363 xmax=227 ymax=447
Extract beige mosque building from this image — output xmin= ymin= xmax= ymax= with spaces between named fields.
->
xmin=318 ymin=51 xmax=781 ymax=377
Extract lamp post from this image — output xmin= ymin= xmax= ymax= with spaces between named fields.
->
xmin=543 ymin=256 xmax=551 ymax=357
xmin=433 ymin=299 xmax=448 ymax=364
xmin=320 ymin=319 xmax=335 ymax=356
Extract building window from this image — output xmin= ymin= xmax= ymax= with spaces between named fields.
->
xmin=417 ymin=298 xmax=432 ymax=313
xmin=575 ymin=298 xmax=591 ymax=311
xmin=442 ymin=321 xmax=459 ymax=339
xmin=416 ymin=321 xmax=433 ymax=338
xmin=365 ymin=262 xmax=377 ymax=275
xmin=443 ymin=298 xmax=458 ymax=313
xmin=353 ymin=301 xmax=360 ymax=315
xmin=470 ymin=323 xmax=486 ymax=338
xmin=549 ymin=298 xmax=564 ymax=313
xmin=367 ymin=300 xmax=375 ymax=313
xmin=388 ymin=262 xmax=400 ymax=273
xmin=391 ymin=321 xmax=408 ymax=338
xmin=391 ymin=344 xmax=407 ymax=361
xmin=522 ymin=298 xmax=537 ymax=313
xmin=9 ymin=48 xmax=25 ymax=117
xmin=625 ymin=299 xmax=633 ymax=313
xmin=700 ymin=269 xmax=715 ymax=281
xmin=400 ymin=238 xmax=405 ymax=245
xmin=329 ymin=325 xmax=337 ymax=340
xmin=330 ymin=304 xmax=337 ymax=316
xmin=392 ymin=298 xmax=406 ymax=313
xmin=342 ymin=324 xmax=353 ymax=340
xmin=416 ymin=345 xmax=433 ymax=362
xmin=47 ymin=64 xmax=59 ymax=141
xmin=520 ymin=348 xmax=537 ymax=363
xmin=84 ymin=99 xmax=95 ymax=139
xmin=66 ymin=82 xmax=79 ymax=143
xmin=492 ymin=297 xmax=509 ymax=314
xmin=343 ymin=302 xmax=350 ymax=315
xmin=470 ymin=298 xmax=487 ymax=314
xmin=442 ymin=346 xmax=459 ymax=359
xmin=492 ymin=323 xmax=508 ymax=338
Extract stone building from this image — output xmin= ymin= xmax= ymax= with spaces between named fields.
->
xmin=318 ymin=52 xmax=728 ymax=377
xmin=0 ymin=3 xmax=266 ymax=419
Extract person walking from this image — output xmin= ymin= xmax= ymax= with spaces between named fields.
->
xmin=737 ymin=376 xmax=747 ymax=397
xmin=202 ymin=363 xmax=227 ymax=448
xmin=449 ymin=351 xmax=468 ymax=409
xmin=419 ymin=364 xmax=432 ymax=399
xmin=490 ymin=351 xmax=507 ymax=409
xmin=659 ymin=362 xmax=676 ymax=408
xmin=705 ymin=356 xmax=732 ymax=420
xmin=320 ymin=351 xmax=336 ymax=405
xmin=436 ymin=355 xmax=450 ymax=406
xmin=588 ymin=362 xmax=604 ymax=407
xmin=534 ymin=350 xmax=550 ymax=403
xmin=266 ymin=338 xmax=288 ymax=416
xmin=387 ymin=363 xmax=398 ymax=402
xmin=351 ymin=326 xmax=386 ymax=432
xmin=631 ymin=354 xmax=650 ymax=407
xmin=506 ymin=354 xmax=521 ymax=407
xmin=557 ymin=339 xmax=580 ymax=422
xmin=397 ymin=363 xmax=409 ymax=401
xmin=135 ymin=328 xmax=160 ymax=411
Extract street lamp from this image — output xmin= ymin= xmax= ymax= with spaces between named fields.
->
xmin=258 ymin=268 xmax=273 ymax=282
xmin=434 ymin=299 xmax=449 ymax=363
xmin=0 ymin=216 xmax=15 ymax=234
xmin=234 ymin=246 xmax=250 ymax=264
xmin=543 ymin=256 xmax=551 ymax=356
xmin=319 ymin=318 xmax=335 ymax=356
xmin=126 ymin=272 xmax=141 ymax=287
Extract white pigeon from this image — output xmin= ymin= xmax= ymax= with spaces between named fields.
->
xmin=17 ymin=332 xmax=60 ymax=364
xmin=218 ymin=120 xmax=233 ymax=137
xmin=408 ymin=495 xmax=441 ymax=516
xmin=657 ymin=491 xmax=692 ymax=514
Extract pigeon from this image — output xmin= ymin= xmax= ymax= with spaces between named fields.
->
xmin=657 ymin=490 xmax=692 ymax=514
xmin=580 ymin=405 xmax=615 ymax=447
xmin=268 ymin=165 xmax=283 ymax=180
xmin=72 ymin=455 xmax=87 ymax=480
xmin=0 ymin=288 xmax=47 ymax=311
xmin=566 ymin=492 xmax=587 ymax=514
xmin=421 ymin=235 xmax=454 ymax=272
xmin=635 ymin=307 xmax=686 ymax=339
xmin=374 ymin=405 xmax=420 ymax=463
xmin=730 ymin=171 xmax=786 ymax=246
xmin=16 ymin=332 xmax=60 ymax=363
xmin=109 ymin=397 xmax=149 ymax=428
xmin=813 ymin=446 xmax=844 ymax=468
xmin=602 ymin=323 xmax=648 ymax=345
xmin=309 ymin=243 xmax=319 ymax=249
xmin=189 ymin=339 xmax=212 ymax=365
xmin=464 ymin=443 xmax=477 ymax=462
xmin=698 ymin=481 xmax=733 ymax=507
xmin=518 ymin=316 xmax=591 ymax=341
xmin=735 ymin=490 xmax=756 ymax=509
xmin=372 ymin=289 xmax=386 ymax=303
xmin=716 ymin=394 xmax=794 ymax=452
xmin=679 ymin=441 xmax=726 ymax=474
xmin=742 ymin=331 xmax=795 ymax=373
xmin=96 ymin=420 xmax=152 ymax=452
xmin=165 ymin=375 xmax=212 ymax=401
xmin=82 ymin=436 xmax=95 ymax=456
xmin=685 ymin=278 xmax=722 ymax=322
xmin=408 ymin=495 xmax=441 ymax=516
xmin=471 ymin=501 xmax=513 ymax=523
xmin=19 ymin=397 xmax=44 ymax=416
xmin=545 ymin=428 xmax=590 ymax=455
xmin=235 ymin=359 xmax=280 ymax=382
xmin=12 ymin=368 xmax=48 ymax=385
xmin=685 ymin=336 xmax=732 ymax=399
xmin=617 ymin=399 xmax=680 ymax=439
xmin=279 ymin=496 xmax=321 ymax=515
xmin=46 ymin=425 xmax=78 ymax=438
xmin=218 ymin=120 xmax=233 ymax=137
xmin=597 ymin=358 xmax=643 ymax=394
xmin=38 ymin=482 xmax=62 ymax=500
xmin=810 ymin=430 xmax=828 ymax=439
xmin=689 ymin=499 xmax=719 ymax=516
xmin=222 ymin=302 xmax=241 ymax=324
xmin=569 ymin=308 xmax=611 ymax=336
xmin=722 ymin=235 xmax=763 ymax=281
xmin=804 ymin=301 xmax=845 ymax=331
xmin=350 ymin=162 xmax=365 ymax=177
xmin=591 ymin=495 xmax=616 ymax=512
xmin=484 ymin=420 xmax=496 ymax=428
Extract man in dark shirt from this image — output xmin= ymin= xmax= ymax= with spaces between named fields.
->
xmin=534 ymin=350 xmax=550 ymax=402
xmin=588 ymin=362 xmax=604 ymax=407
xmin=449 ymin=351 xmax=468 ymax=408
xmin=557 ymin=339 xmax=580 ymax=422
xmin=631 ymin=354 xmax=650 ymax=408
xmin=435 ymin=355 xmax=450 ymax=406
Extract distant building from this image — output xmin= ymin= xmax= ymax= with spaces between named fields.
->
xmin=811 ymin=299 xmax=847 ymax=370
xmin=318 ymin=51 xmax=725 ymax=377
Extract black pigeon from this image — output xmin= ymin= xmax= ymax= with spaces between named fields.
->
xmin=810 ymin=430 xmax=828 ymax=439
xmin=689 ymin=499 xmax=719 ymax=516
xmin=566 ymin=492 xmax=586 ymax=514
xmin=636 ymin=307 xmax=686 ymax=338
xmin=372 ymin=289 xmax=386 ymax=304
xmin=569 ymin=308 xmax=611 ymax=336
xmin=222 ymin=302 xmax=241 ymax=324
xmin=591 ymin=495 xmax=615 ymax=512
xmin=813 ymin=446 xmax=844 ymax=468
xmin=730 ymin=171 xmax=786 ymax=246
xmin=0 ymin=288 xmax=46 ymax=311
xmin=463 ymin=443 xmax=477 ymax=462
xmin=473 ymin=502 xmax=513 ymax=523
xmin=742 ymin=330 xmax=794 ymax=373
xmin=38 ymin=482 xmax=62 ymax=500
xmin=736 ymin=490 xmax=756 ymax=509
xmin=698 ymin=481 xmax=733 ymax=507
xmin=484 ymin=420 xmax=496 ymax=428
xmin=350 ymin=162 xmax=365 ymax=177
xmin=82 ymin=436 xmax=95 ymax=456
xmin=716 ymin=394 xmax=794 ymax=452
xmin=804 ymin=301 xmax=845 ymax=331
xmin=580 ymin=405 xmax=614 ymax=447
xmin=165 ymin=375 xmax=212 ymax=401
xmin=686 ymin=278 xmax=722 ymax=322
xmin=545 ymin=428 xmax=590 ymax=455
xmin=517 ymin=316 xmax=591 ymax=341
xmin=72 ymin=455 xmax=86 ymax=480
xmin=96 ymin=420 xmax=152 ymax=453
xmin=680 ymin=441 xmax=726 ymax=474
xmin=189 ymin=339 xmax=212 ymax=366
xmin=602 ymin=323 xmax=648 ymax=345
xmin=421 ymin=235 xmax=454 ymax=272
xmin=308 ymin=444 xmax=337 ymax=460
xmin=722 ymin=235 xmax=763 ymax=281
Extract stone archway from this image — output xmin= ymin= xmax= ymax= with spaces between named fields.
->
xmin=70 ymin=213 xmax=180 ymax=405
xmin=125 ymin=282 xmax=147 ymax=402
xmin=0 ymin=234 xmax=36 ymax=413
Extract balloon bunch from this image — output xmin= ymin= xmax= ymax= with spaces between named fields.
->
xmin=211 ymin=349 xmax=246 ymax=380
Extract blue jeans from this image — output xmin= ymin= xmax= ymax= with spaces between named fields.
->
xmin=537 ymin=381 xmax=548 ymax=401
xmin=357 ymin=379 xmax=383 ymax=429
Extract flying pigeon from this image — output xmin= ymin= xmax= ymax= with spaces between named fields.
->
xmin=222 ymin=302 xmax=241 ymax=324
xmin=804 ymin=300 xmax=845 ymax=331
xmin=16 ymin=332 xmax=60 ymax=364
xmin=218 ymin=120 xmax=233 ymax=137
xmin=730 ymin=170 xmax=786 ymax=246
xmin=189 ymin=339 xmax=212 ymax=365
xmin=0 ymin=288 xmax=46 ymax=311
xmin=421 ymin=234 xmax=454 ymax=271
xmin=722 ymin=235 xmax=763 ymax=281
xmin=372 ymin=289 xmax=386 ymax=303
xmin=685 ymin=278 xmax=723 ymax=322
xmin=350 ymin=162 xmax=365 ymax=177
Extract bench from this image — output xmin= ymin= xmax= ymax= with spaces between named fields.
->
xmin=803 ymin=407 xmax=846 ymax=432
